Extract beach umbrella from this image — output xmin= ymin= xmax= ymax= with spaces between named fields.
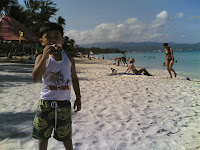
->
xmin=0 ymin=15 xmax=39 ymax=43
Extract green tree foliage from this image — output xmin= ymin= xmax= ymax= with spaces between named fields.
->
xmin=63 ymin=36 xmax=76 ymax=53
xmin=24 ymin=0 xmax=58 ymax=36
xmin=5 ymin=5 xmax=27 ymax=24
xmin=1 ymin=0 xmax=66 ymax=35
xmin=57 ymin=16 xmax=66 ymax=26
xmin=0 ymin=0 xmax=18 ymax=16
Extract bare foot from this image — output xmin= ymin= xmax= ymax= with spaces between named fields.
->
xmin=174 ymin=72 xmax=177 ymax=77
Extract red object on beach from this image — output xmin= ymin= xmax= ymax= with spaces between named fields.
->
xmin=0 ymin=15 xmax=39 ymax=43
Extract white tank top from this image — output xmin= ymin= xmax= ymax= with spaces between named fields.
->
xmin=40 ymin=51 xmax=72 ymax=100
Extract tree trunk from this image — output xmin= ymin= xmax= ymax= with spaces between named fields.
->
xmin=7 ymin=49 xmax=13 ymax=59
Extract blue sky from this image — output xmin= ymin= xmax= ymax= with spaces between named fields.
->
xmin=18 ymin=0 xmax=200 ymax=44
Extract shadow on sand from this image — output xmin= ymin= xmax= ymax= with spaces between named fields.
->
xmin=0 ymin=112 xmax=35 ymax=140
xmin=0 ymin=63 xmax=35 ymax=92
xmin=0 ymin=74 xmax=34 ymax=92
xmin=0 ymin=63 xmax=34 ymax=74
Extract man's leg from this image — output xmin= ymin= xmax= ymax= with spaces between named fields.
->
xmin=39 ymin=140 xmax=48 ymax=150
xmin=33 ymin=100 xmax=53 ymax=150
xmin=63 ymin=137 xmax=73 ymax=150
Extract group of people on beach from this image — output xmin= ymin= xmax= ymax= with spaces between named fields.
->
xmin=113 ymin=43 xmax=177 ymax=78
xmin=113 ymin=52 xmax=127 ymax=66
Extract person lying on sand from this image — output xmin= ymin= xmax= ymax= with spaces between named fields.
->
xmin=125 ymin=58 xmax=152 ymax=76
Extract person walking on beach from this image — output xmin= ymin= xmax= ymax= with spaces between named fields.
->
xmin=125 ymin=58 xmax=152 ymax=76
xmin=163 ymin=43 xmax=177 ymax=78
xmin=32 ymin=23 xmax=81 ymax=150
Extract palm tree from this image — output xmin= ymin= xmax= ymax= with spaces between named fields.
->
xmin=5 ymin=4 xmax=26 ymax=24
xmin=39 ymin=0 xmax=57 ymax=23
xmin=70 ymin=39 xmax=76 ymax=48
xmin=57 ymin=16 xmax=66 ymax=27
xmin=63 ymin=36 xmax=71 ymax=51
xmin=0 ymin=0 xmax=18 ymax=16
xmin=24 ymin=0 xmax=58 ymax=36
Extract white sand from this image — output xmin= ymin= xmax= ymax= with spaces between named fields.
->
xmin=0 ymin=59 xmax=200 ymax=150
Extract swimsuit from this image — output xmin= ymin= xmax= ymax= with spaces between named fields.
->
xmin=132 ymin=69 xmax=140 ymax=75
xmin=32 ymin=100 xmax=72 ymax=141
xmin=167 ymin=58 xmax=173 ymax=62
xmin=165 ymin=48 xmax=173 ymax=62
xmin=165 ymin=47 xmax=171 ymax=55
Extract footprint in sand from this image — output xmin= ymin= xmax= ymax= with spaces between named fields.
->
xmin=117 ymin=142 xmax=127 ymax=150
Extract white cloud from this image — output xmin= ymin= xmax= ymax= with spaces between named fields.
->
xmin=124 ymin=18 xmax=139 ymax=24
xmin=65 ymin=10 xmax=171 ymax=44
xmin=176 ymin=12 xmax=184 ymax=18
xmin=151 ymin=10 xmax=168 ymax=28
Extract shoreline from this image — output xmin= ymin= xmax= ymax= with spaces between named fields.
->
xmin=93 ymin=53 xmax=200 ymax=80
xmin=92 ymin=57 xmax=200 ymax=81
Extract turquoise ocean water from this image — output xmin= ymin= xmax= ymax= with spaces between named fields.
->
xmin=94 ymin=50 xmax=200 ymax=80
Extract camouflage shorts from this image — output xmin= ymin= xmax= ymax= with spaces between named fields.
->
xmin=32 ymin=100 xmax=72 ymax=141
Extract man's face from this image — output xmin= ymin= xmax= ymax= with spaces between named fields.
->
xmin=40 ymin=30 xmax=65 ymax=47
xmin=163 ymin=45 xmax=168 ymax=49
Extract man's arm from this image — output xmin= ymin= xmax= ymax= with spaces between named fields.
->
xmin=68 ymin=54 xmax=81 ymax=112
xmin=32 ymin=55 xmax=46 ymax=82
xmin=32 ymin=46 xmax=51 ymax=82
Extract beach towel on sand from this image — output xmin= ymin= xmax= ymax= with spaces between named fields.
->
xmin=108 ymin=72 xmax=135 ymax=76
xmin=118 ymin=73 xmax=135 ymax=75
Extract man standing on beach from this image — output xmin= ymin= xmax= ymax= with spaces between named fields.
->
xmin=32 ymin=23 xmax=81 ymax=150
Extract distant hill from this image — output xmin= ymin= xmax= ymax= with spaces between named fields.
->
xmin=81 ymin=42 xmax=200 ymax=52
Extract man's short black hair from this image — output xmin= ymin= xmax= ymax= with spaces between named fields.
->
xmin=39 ymin=22 xmax=64 ymax=37
xmin=163 ymin=43 xmax=168 ymax=46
